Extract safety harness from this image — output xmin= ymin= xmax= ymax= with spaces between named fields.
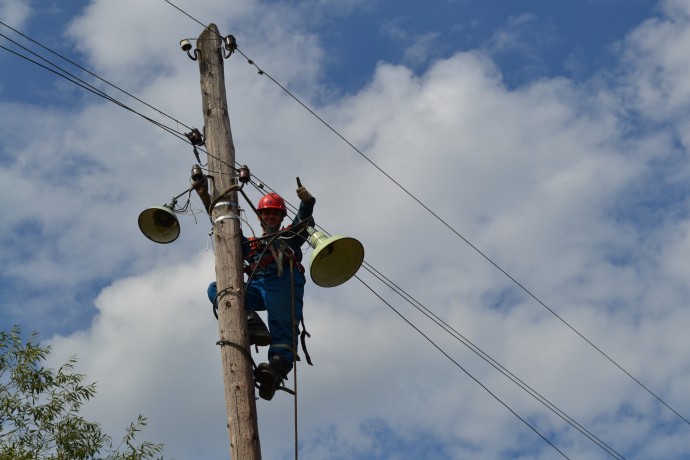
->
xmin=243 ymin=231 xmax=313 ymax=366
xmin=243 ymin=233 xmax=305 ymax=277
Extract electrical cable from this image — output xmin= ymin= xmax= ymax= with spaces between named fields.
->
xmin=233 ymin=51 xmax=690 ymax=427
xmin=0 ymin=24 xmax=241 ymax=182
xmin=208 ymin=159 xmax=624 ymax=456
xmin=0 ymin=20 xmax=195 ymax=133
xmin=359 ymin=261 xmax=627 ymax=459
xmin=0 ymin=40 xmax=188 ymax=144
xmin=242 ymin=185 xmax=624 ymax=458
xmin=240 ymin=187 xmax=580 ymax=457
xmin=268 ymin=205 xmax=625 ymax=458
xmin=353 ymin=272 xmax=571 ymax=459
xmin=163 ymin=0 xmax=207 ymax=29
xmin=158 ymin=2 xmax=688 ymax=426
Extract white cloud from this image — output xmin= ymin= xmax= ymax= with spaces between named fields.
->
xmin=381 ymin=20 xmax=443 ymax=68
xmin=0 ymin=0 xmax=32 ymax=29
xmin=4 ymin=0 xmax=690 ymax=458
xmin=619 ymin=0 xmax=690 ymax=122
xmin=48 ymin=252 xmax=227 ymax=459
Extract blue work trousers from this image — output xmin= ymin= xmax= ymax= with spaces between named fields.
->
xmin=246 ymin=268 xmax=305 ymax=369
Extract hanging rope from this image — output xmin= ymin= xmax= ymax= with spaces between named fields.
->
xmin=290 ymin=258 xmax=299 ymax=460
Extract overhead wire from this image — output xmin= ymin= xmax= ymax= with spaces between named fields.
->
xmin=0 ymin=20 xmax=195 ymax=133
xmin=237 ymin=48 xmax=690 ymax=428
xmin=0 ymin=23 xmax=276 ymax=282
xmin=0 ymin=35 xmax=188 ymax=144
xmin=0 ymin=21 xmax=240 ymax=183
xmin=0 ymin=15 xmax=656 ymax=460
xmin=269 ymin=196 xmax=625 ymax=459
xmin=157 ymin=1 xmax=689 ymax=428
xmin=249 ymin=203 xmax=577 ymax=457
xmin=353 ymin=272 xmax=571 ymax=459
xmin=248 ymin=187 xmax=624 ymax=458
xmin=359 ymin=262 xmax=626 ymax=459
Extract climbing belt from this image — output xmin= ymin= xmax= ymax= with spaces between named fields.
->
xmin=216 ymin=339 xmax=256 ymax=370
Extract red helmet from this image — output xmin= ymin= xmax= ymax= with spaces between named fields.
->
xmin=257 ymin=192 xmax=287 ymax=217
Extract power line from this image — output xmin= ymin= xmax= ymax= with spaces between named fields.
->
xmin=0 ymin=20 xmax=194 ymax=133
xmin=0 ymin=23 xmax=241 ymax=180
xmin=236 ymin=51 xmax=690 ymax=427
xmin=354 ymin=273 xmax=571 ymax=459
xmin=163 ymin=0 xmax=207 ymax=29
xmin=0 ymin=35 xmax=188 ymax=144
xmin=234 ymin=181 xmax=597 ymax=455
xmin=0 ymin=23 xmax=283 ymax=233
xmin=158 ymin=2 xmax=689 ymax=427
xmin=359 ymin=262 xmax=626 ymax=459
xmin=262 ymin=189 xmax=625 ymax=458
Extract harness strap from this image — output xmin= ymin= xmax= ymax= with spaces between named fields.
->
xmin=245 ymin=235 xmax=305 ymax=276
xmin=271 ymin=331 xmax=312 ymax=366
xmin=243 ymin=254 xmax=304 ymax=275
xmin=278 ymin=385 xmax=296 ymax=396
xmin=270 ymin=244 xmax=284 ymax=277
xmin=300 ymin=318 xmax=313 ymax=366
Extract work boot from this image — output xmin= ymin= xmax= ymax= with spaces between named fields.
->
xmin=247 ymin=310 xmax=271 ymax=346
xmin=254 ymin=355 xmax=291 ymax=401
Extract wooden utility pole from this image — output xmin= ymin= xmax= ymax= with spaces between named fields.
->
xmin=197 ymin=24 xmax=262 ymax=459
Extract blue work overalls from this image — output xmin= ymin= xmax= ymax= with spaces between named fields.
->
xmin=209 ymin=197 xmax=315 ymax=374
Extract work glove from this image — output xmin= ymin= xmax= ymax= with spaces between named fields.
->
xmin=297 ymin=186 xmax=312 ymax=202
xmin=296 ymin=177 xmax=313 ymax=202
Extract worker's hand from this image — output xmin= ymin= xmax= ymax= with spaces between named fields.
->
xmin=296 ymin=186 xmax=313 ymax=202
xmin=296 ymin=177 xmax=313 ymax=202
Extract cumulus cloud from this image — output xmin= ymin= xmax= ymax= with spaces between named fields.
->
xmin=4 ymin=0 xmax=690 ymax=458
xmin=381 ymin=20 xmax=443 ymax=68
xmin=618 ymin=0 xmax=690 ymax=123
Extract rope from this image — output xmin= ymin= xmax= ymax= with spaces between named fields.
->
xmin=290 ymin=259 xmax=299 ymax=460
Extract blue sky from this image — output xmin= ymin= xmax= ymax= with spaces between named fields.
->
xmin=315 ymin=0 xmax=660 ymax=90
xmin=2 ymin=1 xmax=660 ymax=101
xmin=2 ymin=0 xmax=690 ymax=459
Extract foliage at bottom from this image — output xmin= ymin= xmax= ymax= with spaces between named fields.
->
xmin=0 ymin=326 xmax=165 ymax=460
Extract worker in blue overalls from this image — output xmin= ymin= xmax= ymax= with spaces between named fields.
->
xmin=208 ymin=182 xmax=315 ymax=400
